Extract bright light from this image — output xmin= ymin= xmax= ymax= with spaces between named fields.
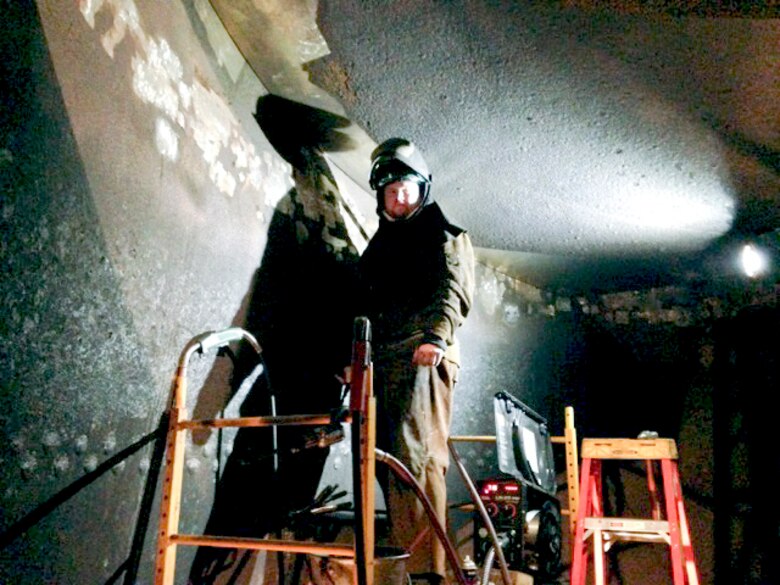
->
xmin=740 ymin=244 xmax=768 ymax=278
xmin=621 ymin=189 xmax=733 ymax=233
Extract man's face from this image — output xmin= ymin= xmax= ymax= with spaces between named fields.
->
xmin=383 ymin=179 xmax=422 ymax=219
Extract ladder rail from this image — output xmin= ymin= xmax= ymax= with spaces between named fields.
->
xmin=154 ymin=331 xmax=215 ymax=584
xmin=549 ymin=406 xmax=580 ymax=535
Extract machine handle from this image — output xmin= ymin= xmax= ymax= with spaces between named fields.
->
xmin=349 ymin=317 xmax=371 ymax=413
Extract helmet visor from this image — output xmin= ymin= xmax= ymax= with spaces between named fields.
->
xmin=370 ymin=158 xmax=425 ymax=190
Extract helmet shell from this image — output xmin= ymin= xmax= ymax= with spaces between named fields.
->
xmin=369 ymin=138 xmax=432 ymax=190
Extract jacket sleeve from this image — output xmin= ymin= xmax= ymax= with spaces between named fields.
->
xmin=422 ymin=231 xmax=476 ymax=349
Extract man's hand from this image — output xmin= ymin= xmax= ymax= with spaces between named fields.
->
xmin=413 ymin=343 xmax=444 ymax=367
xmin=336 ymin=365 xmax=352 ymax=385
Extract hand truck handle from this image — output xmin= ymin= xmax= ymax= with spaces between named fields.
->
xmin=195 ymin=327 xmax=262 ymax=355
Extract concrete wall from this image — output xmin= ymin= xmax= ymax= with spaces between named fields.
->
xmin=4 ymin=1 xmax=771 ymax=584
xmin=1 ymin=1 xmax=337 ymax=582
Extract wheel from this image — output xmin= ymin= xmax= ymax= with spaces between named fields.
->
xmin=532 ymin=500 xmax=562 ymax=581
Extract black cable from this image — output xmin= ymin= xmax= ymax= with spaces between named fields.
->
xmin=122 ymin=413 xmax=170 ymax=584
xmin=0 ymin=424 xmax=164 ymax=549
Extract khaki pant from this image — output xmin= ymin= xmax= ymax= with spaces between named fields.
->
xmin=374 ymin=338 xmax=458 ymax=578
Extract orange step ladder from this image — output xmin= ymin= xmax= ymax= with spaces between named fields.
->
xmin=570 ymin=438 xmax=699 ymax=585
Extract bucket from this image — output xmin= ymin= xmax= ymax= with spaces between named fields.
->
xmin=307 ymin=546 xmax=410 ymax=585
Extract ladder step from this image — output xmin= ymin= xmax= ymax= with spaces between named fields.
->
xmin=581 ymin=438 xmax=678 ymax=460
xmin=582 ymin=517 xmax=672 ymax=548
xmin=582 ymin=517 xmax=669 ymax=533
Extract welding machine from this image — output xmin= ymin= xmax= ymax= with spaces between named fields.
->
xmin=473 ymin=392 xmax=562 ymax=580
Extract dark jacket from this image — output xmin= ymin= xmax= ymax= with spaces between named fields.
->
xmin=359 ymin=202 xmax=475 ymax=362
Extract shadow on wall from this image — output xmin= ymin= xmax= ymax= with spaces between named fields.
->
xmin=0 ymin=92 xmax=366 ymax=585
xmin=186 ymin=95 xmax=362 ymax=584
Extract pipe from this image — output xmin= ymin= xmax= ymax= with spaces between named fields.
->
xmin=480 ymin=534 xmax=509 ymax=585
xmin=375 ymin=449 xmax=469 ymax=585
xmin=481 ymin=545 xmax=496 ymax=585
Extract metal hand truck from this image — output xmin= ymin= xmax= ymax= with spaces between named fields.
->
xmin=153 ymin=318 xmax=377 ymax=585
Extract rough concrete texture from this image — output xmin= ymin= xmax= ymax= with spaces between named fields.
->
xmin=2 ymin=0 xmax=293 ymax=582
xmin=311 ymin=2 xmax=780 ymax=292
xmin=2 ymin=2 xmax=774 ymax=585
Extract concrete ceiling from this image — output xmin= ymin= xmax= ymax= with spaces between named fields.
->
xmin=211 ymin=1 xmax=780 ymax=294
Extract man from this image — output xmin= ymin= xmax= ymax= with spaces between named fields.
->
xmin=360 ymin=138 xmax=475 ymax=584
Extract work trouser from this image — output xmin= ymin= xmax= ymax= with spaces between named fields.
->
xmin=374 ymin=337 xmax=459 ymax=578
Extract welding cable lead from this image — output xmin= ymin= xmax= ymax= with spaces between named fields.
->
xmin=480 ymin=535 xmax=510 ymax=585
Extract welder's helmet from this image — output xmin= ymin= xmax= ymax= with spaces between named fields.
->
xmin=369 ymin=138 xmax=432 ymax=206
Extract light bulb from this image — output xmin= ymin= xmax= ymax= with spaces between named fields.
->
xmin=740 ymin=243 xmax=768 ymax=278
